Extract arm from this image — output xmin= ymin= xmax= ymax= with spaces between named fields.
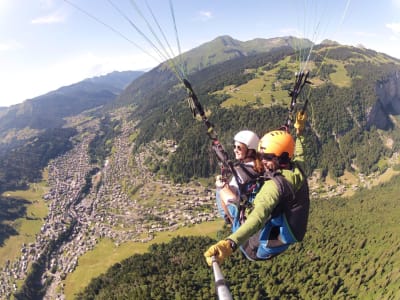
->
xmin=293 ymin=135 xmax=305 ymax=170
xmin=204 ymin=180 xmax=280 ymax=266
xmin=293 ymin=111 xmax=306 ymax=168
xmin=227 ymin=180 xmax=280 ymax=246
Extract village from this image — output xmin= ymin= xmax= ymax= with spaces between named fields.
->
xmin=0 ymin=115 xmax=218 ymax=299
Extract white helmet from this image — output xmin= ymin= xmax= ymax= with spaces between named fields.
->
xmin=234 ymin=130 xmax=259 ymax=150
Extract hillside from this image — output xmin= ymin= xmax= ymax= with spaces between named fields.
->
xmin=112 ymin=35 xmax=311 ymax=109
xmin=0 ymin=70 xmax=144 ymax=147
xmin=76 ymin=173 xmax=400 ymax=299
xmin=121 ymin=42 xmax=400 ymax=182
xmin=0 ymin=71 xmax=144 ymax=192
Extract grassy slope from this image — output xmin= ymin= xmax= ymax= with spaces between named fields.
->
xmin=214 ymin=54 xmax=353 ymax=109
xmin=64 ymin=220 xmax=224 ymax=299
xmin=0 ymin=179 xmax=49 ymax=265
xmin=215 ymin=56 xmax=295 ymax=107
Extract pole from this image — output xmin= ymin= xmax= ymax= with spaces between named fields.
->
xmin=212 ymin=256 xmax=233 ymax=300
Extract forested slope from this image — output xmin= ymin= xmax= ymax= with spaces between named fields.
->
xmin=77 ymin=174 xmax=400 ymax=299
xmin=126 ymin=44 xmax=400 ymax=183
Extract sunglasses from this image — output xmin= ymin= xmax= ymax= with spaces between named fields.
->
xmin=233 ymin=144 xmax=245 ymax=151
xmin=259 ymin=153 xmax=276 ymax=161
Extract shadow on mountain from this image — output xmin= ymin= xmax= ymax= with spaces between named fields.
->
xmin=0 ymin=196 xmax=29 ymax=246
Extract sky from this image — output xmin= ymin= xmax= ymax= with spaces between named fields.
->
xmin=1 ymin=0 xmax=400 ymax=107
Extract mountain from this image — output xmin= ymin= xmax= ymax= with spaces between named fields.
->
xmin=116 ymin=40 xmax=400 ymax=182
xmin=0 ymin=70 xmax=144 ymax=149
xmin=2 ymin=35 xmax=400 ymax=299
xmin=178 ymin=35 xmax=313 ymax=73
xmin=2 ymin=36 xmax=400 ymax=188
xmin=374 ymin=71 xmax=400 ymax=129
xmin=1 ymin=35 xmax=400 ymax=189
xmin=112 ymin=36 xmax=311 ymax=109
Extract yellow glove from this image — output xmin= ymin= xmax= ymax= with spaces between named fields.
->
xmin=294 ymin=111 xmax=307 ymax=135
xmin=204 ymin=240 xmax=233 ymax=266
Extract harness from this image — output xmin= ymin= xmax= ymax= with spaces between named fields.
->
xmin=263 ymin=166 xmax=310 ymax=242
xmin=233 ymin=163 xmax=264 ymax=224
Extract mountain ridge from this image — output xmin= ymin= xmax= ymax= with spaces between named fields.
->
xmin=1 ymin=35 xmax=400 ymax=186
xmin=0 ymin=70 xmax=144 ymax=150
xmin=113 ymin=35 xmax=310 ymax=110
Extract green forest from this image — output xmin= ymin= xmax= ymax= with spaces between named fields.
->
xmin=0 ymin=128 xmax=76 ymax=193
xmin=76 ymin=174 xmax=400 ymax=299
xmin=126 ymin=45 xmax=400 ymax=183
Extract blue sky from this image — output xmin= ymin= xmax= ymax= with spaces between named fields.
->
xmin=1 ymin=0 xmax=400 ymax=107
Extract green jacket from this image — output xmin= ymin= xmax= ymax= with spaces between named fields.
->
xmin=228 ymin=135 xmax=307 ymax=246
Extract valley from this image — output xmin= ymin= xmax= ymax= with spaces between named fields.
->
xmin=0 ymin=38 xmax=399 ymax=299
xmin=1 ymin=105 xmax=398 ymax=299
xmin=0 ymin=108 xmax=217 ymax=299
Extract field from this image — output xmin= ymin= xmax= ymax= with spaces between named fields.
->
xmin=64 ymin=220 xmax=224 ymax=299
xmin=0 ymin=180 xmax=49 ymax=266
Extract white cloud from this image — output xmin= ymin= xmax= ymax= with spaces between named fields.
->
xmin=0 ymin=1 xmax=12 ymax=16
xmin=0 ymin=40 xmax=22 ymax=52
xmin=31 ymin=13 xmax=65 ymax=24
xmin=198 ymin=11 xmax=213 ymax=21
xmin=39 ymin=0 xmax=55 ymax=8
xmin=386 ymin=23 xmax=400 ymax=35
xmin=392 ymin=0 xmax=400 ymax=8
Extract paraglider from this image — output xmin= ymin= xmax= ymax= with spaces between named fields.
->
xmin=63 ymin=1 xmax=352 ymax=298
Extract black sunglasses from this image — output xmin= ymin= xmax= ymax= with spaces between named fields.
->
xmin=259 ymin=153 xmax=276 ymax=161
xmin=233 ymin=144 xmax=245 ymax=151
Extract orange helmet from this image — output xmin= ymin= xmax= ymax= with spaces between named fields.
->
xmin=258 ymin=130 xmax=295 ymax=158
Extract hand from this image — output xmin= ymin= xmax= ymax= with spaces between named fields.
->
xmin=204 ymin=240 xmax=233 ymax=266
xmin=215 ymin=175 xmax=225 ymax=188
xmin=294 ymin=111 xmax=307 ymax=135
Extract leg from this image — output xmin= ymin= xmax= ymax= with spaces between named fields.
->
xmin=256 ymin=214 xmax=295 ymax=260
xmin=215 ymin=189 xmax=227 ymax=220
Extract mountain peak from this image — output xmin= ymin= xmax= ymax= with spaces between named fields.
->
xmin=319 ymin=39 xmax=340 ymax=46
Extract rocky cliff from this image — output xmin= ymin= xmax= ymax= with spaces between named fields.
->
xmin=369 ymin=71 xmax=400 ymax=130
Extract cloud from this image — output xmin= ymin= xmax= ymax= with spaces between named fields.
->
xmin=0 ymin=40 xmax=22 ymax=52
xmin=0 ymin=1 xmax=12 ymax=15
xmin=392 ymin=0 xmax=400 ymax=8
xmin=353 ymin=31 xmax=377 ymax=38
xmin=198 ymin=10 xmax=213 ymax=21
xmin=386 ymin=23 xmax=400 ymax=35
xmin=39 ymin=0 xmax=55 ymax=8
xmin=31 ymin=13 xmax=65 ymax=24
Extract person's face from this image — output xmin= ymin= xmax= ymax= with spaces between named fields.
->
xmin=233 ymin=142 xmax=247 ymax=160
xmin=259 ymin=153 xmax=279 ymax=172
